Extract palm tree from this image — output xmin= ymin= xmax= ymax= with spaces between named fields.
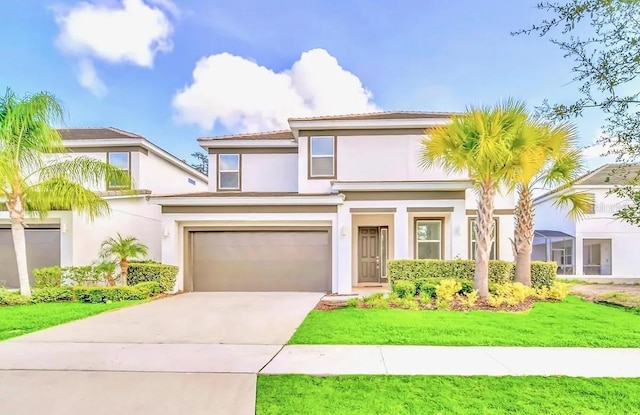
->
xmin=0 ymin=88 xmax=131 ymax=295
xmin=420 ymin=100 xmax=530 ymax=298
xmin=99 ymin=233 xmax=149 ymax=285
xmin=508 ymin=121 xmax=592 ymax=286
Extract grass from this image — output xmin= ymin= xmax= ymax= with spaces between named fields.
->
xmin=256 ymin=375 xmax=640 ymax=415
xmin=0 ymin=301 xmax=142 ymax=341
xmin=290 ymin=296 xmax=640 ymax=347
xmin=601 ymin=292 xmax=640 ymax=308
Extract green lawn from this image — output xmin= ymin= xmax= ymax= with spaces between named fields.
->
xmin=257 ymin=375 xmax=640 ymax=415
xmin=0 ymin=301 xmax=142 ymax=341
xmin=290 ymin=296 xmax=640 ymax=347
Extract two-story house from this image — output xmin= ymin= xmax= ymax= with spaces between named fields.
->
xmin=0 ymin=127 xmax=208 ymax=289
xmin=155 ymin=112 xmax=515 ymax=294
xmin=533 ymin=163 xmax=640 ymax=279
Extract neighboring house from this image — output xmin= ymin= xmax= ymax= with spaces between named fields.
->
xmin=154 ymin=112 xmax=516 ymax=294
xmin=533 ymin=163 xmax=640 ymax=278
xmin=0 ymin=127 xmax=208 ymax=289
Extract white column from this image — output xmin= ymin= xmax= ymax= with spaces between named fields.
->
xmin=336 ymin=205 xmax=352 ymax=294
xmin=161 ymin=218 xmax=181 ymax=291
xmin=450 ymin=204 xmax=467 ymax=259
xmin=394 ymin=207 xmax=410 ymax=259
xmin=575 ymin=236 xmax=583 ymax=276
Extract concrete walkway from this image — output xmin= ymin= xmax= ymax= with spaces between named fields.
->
xmin=262 ymin=345 xmax=640 ymax=378
xmin=0 ymin=292 xmax=324 ymax=415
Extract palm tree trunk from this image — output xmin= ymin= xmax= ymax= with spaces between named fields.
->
xmin=120 ymin=258 xmax=128 ymax=286
xmin=8 ymin=197 xmax=31 ymax=296
xmin=474 ymin=182 xmax=496 ymax=299
xmin=514 ymin=186 xmax=535 ymax=286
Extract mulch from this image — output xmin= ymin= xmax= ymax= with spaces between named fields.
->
xmin=315 ymin=297 xmax=538 ymax=312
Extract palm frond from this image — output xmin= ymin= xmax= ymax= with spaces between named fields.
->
xmin=552 ymin=191 xmax=594 ymax=220
xmin=25 ymin=177 xmax=110 ymax=221
xmin=38 ymin=155 xmax=133 ymax=190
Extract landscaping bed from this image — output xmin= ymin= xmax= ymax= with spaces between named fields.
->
xmin=291 ymin=296 xmax=640 ymax=347
xmin=257 ymin=375 xmax=640 ymax=415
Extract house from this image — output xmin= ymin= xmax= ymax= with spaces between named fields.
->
xmin=0 ymin=127 xmax=208 ymax=289
xmin=153 ymin=111 xmax=516 ymax=294
xmin=533 ymin=163 xmax=640 ymax=279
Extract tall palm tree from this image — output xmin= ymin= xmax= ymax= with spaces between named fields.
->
xmin=99 ymin=233 xmax=149 ymax=286
xmin=0 ymin=88 xmax=131 ymax=295
xmin=508 ymin=121 xmax=592 ymax=286
xmin=420 ymin=100 xmax=531 ymax=298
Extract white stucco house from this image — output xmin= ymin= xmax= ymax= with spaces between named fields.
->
xmin=154 ymin=111 xmax=516 ymax=294
xmin=533 ymin=163 xmax=640 ymax=279
xmin=0 ymin=127 xmax=208 ymax=289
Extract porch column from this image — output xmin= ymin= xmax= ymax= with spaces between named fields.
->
xmin=575 ymin=236 xmax=583 ymax=276
xmin=450 ymin=205 xmax=467 ymax=259
xmin=160 ymin=218 xmax=181 ymax=291
xmin=394 ymin=207 xmax=410 ymax=259
xmin=336 ymin=205 xmax=352 ymax=294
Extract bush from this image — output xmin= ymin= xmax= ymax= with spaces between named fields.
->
xmin=33 ymin=266 xmax=64 ymax=288
xmin=489 ymin=282 xmax=536 ymax=307
xmin=393 ymin=297 xmax=419 ymax=310
xmin=436 ymin=279 xmax=462 ymax=309
xmin=0 ymin=290 xmax=31 ymax=306
xmin=392 ymin=280 xmax=416 ymax=299
xmin=458 ymin=290 xmax=479 ymax=307
xmin=127 ymin=263 xmax=178 ymax=292
xmin=66 ymin=265 xmax=105 ymax=286
xmin=32 ymin=287 xmax=75 ymax=303
xmin=388 ymin=259 xmax=557 ymax=288
xmin=418 ymin=290 xmax=433 ymax=305
xmin=537 ymin=282 xmax=570 ymax=301
xmin=74 ymin=282 xmax=157 ymax=303
xmin=134 ymin=281 xmax=161 ymax=297
xmin=346 ymin=297 xmax=360 ymax=308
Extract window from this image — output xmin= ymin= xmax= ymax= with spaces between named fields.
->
xmin=309 ymin=136 xmax=335 ymax=178
xmin=415 ymin=219 xmax=442 ymax=259
xmin=107 ymin=152 xmax=130 ymax=190
xmin=218 ymin=154 xmax=240 ymax=190
xmin=585 ymin=193 xmax=596 ymax=214
xmin=469 ymin=218 xmax=498 ymax=260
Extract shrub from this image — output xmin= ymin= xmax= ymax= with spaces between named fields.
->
xmin=66 ymin=265 xmax=105 ymax=286
xmin=33 ymin=266 xmax=64 ymax=288
xmin=487 ymin=294 xmax=505 ymax=308
xmin=134 ymin=281 xmax=161 ymax=297
xmin=74 ymin=282 xmax=156 ymax=303
xmin=127 ymin=263 xmax=178 ymax=292
xmin=394 ymin=297 xmax=419 ymax=310
xmin=537 ymin=282 xmax=570 ymax=301
xmin=32 ymin=287 xmax=75 ymax=303
xmin=418 ymin=290 xmax=434 ymax=305
xmin=489 ymin=282 xmax=536 ymax=307
xmin=458 ymin=290 xmax=479 ymax=307
xmin=0 ymin=290 xmax=31 ymax=306
xmin=346 ymin=297 xmax=360 ymax=308
xmin=459 ymin=280 xmax=474 ymax=294
xmin=362 ymin=292 xmax=384 ymax=305
xmin=392 ymin=280 xmax=416 ymax=299
xmin=436 ymin=279 xmax=462 ymax=309
xmin=388 ymin=259 xmax=557 ymax=288
xmin=368 ymin=297 xmax=390 ymax=309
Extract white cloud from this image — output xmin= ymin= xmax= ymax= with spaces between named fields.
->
xmin=76 ymin=59 xmax=107 ymax=97
xmin=172 ymin=48 xmax=379 ymax=132
xmin=54 ymin=0 xmax=174 ymax=95
xmin=582 ymin=129 xmax=618 ymax=168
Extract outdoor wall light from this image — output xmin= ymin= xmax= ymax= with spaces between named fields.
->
xmin=61 ymin=223 xmax=68 ymax=234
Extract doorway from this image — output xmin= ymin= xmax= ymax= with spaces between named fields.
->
xmin=358 ymin=226 xmax=389 ymax=283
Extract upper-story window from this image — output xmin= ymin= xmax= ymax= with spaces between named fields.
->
xmin=218 ymin=154 xmax=241 ymax=190
xmin=107 ymin=152 xmax=130 ymax=190
xmin=309 ymin=136 xmax=335 ymax=178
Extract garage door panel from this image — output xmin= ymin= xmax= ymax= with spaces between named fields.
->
xmin=191 ymin=230 xmax=331 ymax=292
xmin=0 ymin=228 xmax=61 ymax=289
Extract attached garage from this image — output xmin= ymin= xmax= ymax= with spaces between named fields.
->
xmin=0 ymin=225 xmax=61 ymax=289
xmin=188 ymin=228 xmax=332 ymax=292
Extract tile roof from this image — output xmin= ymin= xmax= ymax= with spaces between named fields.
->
xmin=57 ymin=127 xmax=143 ymax=140
xmin=288 ymin=111 xmax=458 ymax=121
xmin=198 ymin=130 xmax=295 ymax=142
xmin=534 ymin=163 xmax=640 ymax=202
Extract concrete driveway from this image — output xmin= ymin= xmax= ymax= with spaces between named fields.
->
xmin=0 ymin=292 xmax=323 ymax=415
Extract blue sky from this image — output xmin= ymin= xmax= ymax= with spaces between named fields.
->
xmin=1 ymin=0 xmax=610 ymax=166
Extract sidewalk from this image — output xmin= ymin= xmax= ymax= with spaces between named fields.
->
xmin=261 ymin=345 xmax=640 ymax=377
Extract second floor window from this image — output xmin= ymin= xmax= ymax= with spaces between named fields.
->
xmin=218 ymin=154 xmax=240 ymax=190
xmin=310 ymin=136 xmax=335 ymax=178
xmin=107 ymin=152 xmax=130 ymax=190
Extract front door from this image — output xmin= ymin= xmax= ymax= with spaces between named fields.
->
xmin=358 ymin=227 xmax=380 ymax=283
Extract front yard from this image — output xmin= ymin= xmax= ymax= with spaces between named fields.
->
xmin=256 ymin=375 xmax=640 ymax=415
xmin=0 ymin=301 xmax=142 ymax=341
xmin=290 ymin=296 xmax=640 ymax=347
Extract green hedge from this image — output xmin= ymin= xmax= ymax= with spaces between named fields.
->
xmin=33 ymin=267 xmax=64 ymax=288
xmin=127 ymin=263 xmax=178 ymax=293
xmin=388 ymin=259 xmax=557 ymax=289
xmin=34 ymin=264 xmax=116 ymax=287
xmin=32 ymin=287 xmax=75 ymax=303
xmin=73 ymin=281 xmax=160 ymax=303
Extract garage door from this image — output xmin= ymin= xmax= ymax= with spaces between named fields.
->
xmin=190 ymin=229 xmax=331 ymax=292
xmin=0 ymin=226 xmax=61 ymax=289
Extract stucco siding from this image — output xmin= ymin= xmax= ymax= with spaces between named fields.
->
xmin=138 ymin=151 xmax=206 ymax=194
xmin=241 ymin=153 xmax=298 ymax=192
